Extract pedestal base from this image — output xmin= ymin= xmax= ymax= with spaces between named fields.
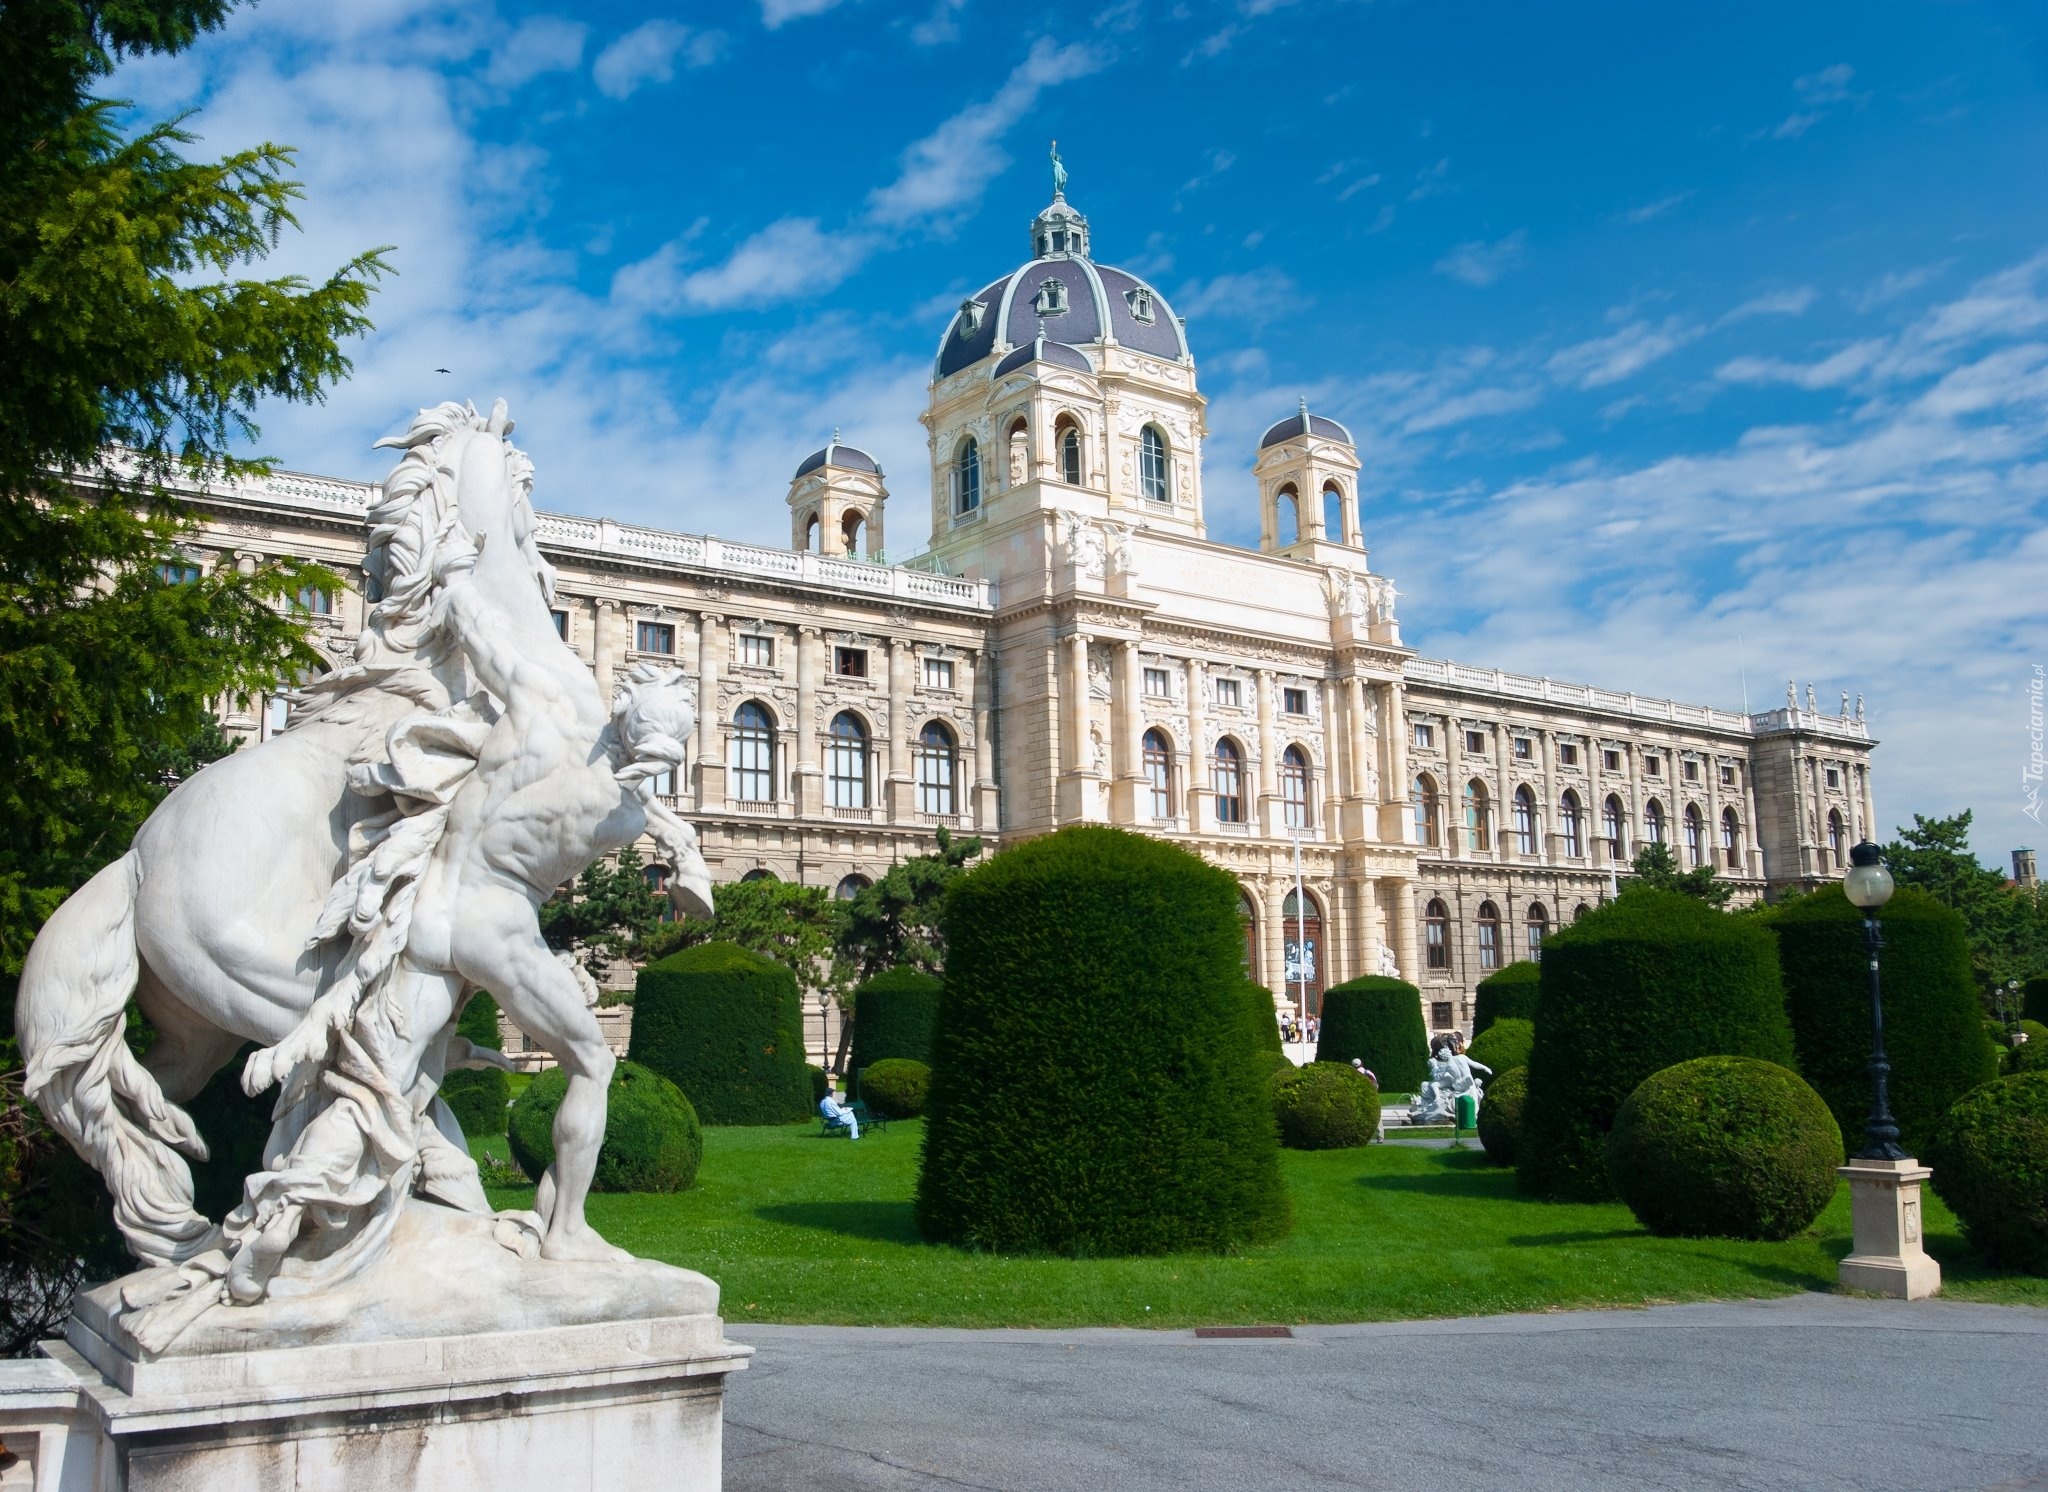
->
xmin=1838 ymin=1156 xmax=1943 ymax=1301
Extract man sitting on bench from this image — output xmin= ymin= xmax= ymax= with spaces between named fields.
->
xmin=820 ymin=1084 xmax=861 ymax=1140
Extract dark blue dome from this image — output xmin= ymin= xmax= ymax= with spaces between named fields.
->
xmin=993 ymin=339 xmax=1094 ymax=378
xmin=1259 ymin=407 xmax=1354 ymax=450
xmin=794 ymin=439 xmax=880 ymax=479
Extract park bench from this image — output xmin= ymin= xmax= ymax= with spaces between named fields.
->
xmin=818 ymin=1100 xmax=887 ymax=1137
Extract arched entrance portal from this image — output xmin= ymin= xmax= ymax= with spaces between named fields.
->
xmin=1238 ymin=889 xmax=1258 ymax=975
xmin=1281 ymin=888 xmax=1325 ymax=1017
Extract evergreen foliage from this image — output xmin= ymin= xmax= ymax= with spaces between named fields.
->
xmin=849 ymin=967 xmax=943 ymax=1081
xmin=637 ymin=876 xmax=848 ymax=997
xmin=2009 ymin=1020 xmax=2048 ymax=1074
xmin=1314 ymin=976 xmax=1429 ymax=1093
xmin=1770 ymin=884 xmax=1998 ymax=1154
xmin=1244 ymin=985 xmax=1285 ymax=1054
xmin=1476 ymin=1065 xmax=1528 ymax=1166
xmin=628 ymin=941 xmax=812 ymax=1125
xmin=807 ymin=1065 xmax=831 ymax=1104
xmin=1472 ymin=960 xmax=1539 ymax=1036
xmin=440 ymin=992 xmax=511 ymax=1138
xmin=1272 ymin=1063 xmax=1381 ymax=1150
xmin=860 ymin=1059 xmax=931 ymax=1119
xmin=2026 ymin=976 xmax=2048 ymax=1026
xmin=1517 ymin=888 xmax=1797 ymax=1201
xmin=539 ymin=844 xmax=663 ymax=979
xmin=1607 ymin=1057 xmax=1843 ymax=1241
xmin=1466 ymin=1017 xmax=1534 ymax=1076
xmin=1884 ymin=812 xmax=2048 ymax=997
xmin=1626 ymin=842 xmax=1734 ymax=908
xmin=1926 ymin=1073 xmax=2048 ymax=1274
xmin=916 ymin=826 xmax=1289 ymax=1254
xmin=839 ymin=826 xmax=985 ymax=981
xmin=506 ymin=1061 xmax=701 ymax=1194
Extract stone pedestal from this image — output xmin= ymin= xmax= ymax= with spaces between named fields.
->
xmin=1837 ymin=1156 xmax=1943 ymax=1300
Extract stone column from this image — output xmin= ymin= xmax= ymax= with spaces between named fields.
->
xmin=1256 ymin=669 xmax=1280 ymax=835
xmin=1382 ymin=681 xmax=1409 ymax=843
xmin=693 ymin=613 xmax=725 ymax=812
xmin=1185 ymin=657 xmax=1211 ymax=831
xmin=1743 ymin=769 xmax=1764 ymax=880
xmin=1345 ymin=676 xmax=1371 ymax=841
xmin=792 ymin=626 xmax=822 ymax=815
xmin=1361 ymin=873 xmax=1387 ymax=975
xmin=1384 ymin=877 xmax=1418 ymax=984
xmin=886 ymin=638 xmax=913 ymax=822
xmin=1111 ymin=639 xmax=1145 ymax=822
xmin=1328 ymin=872 xmax=1352 ymax=987
xmin=967 ymin=649 xmax=999 ymax=830
xmin=1264 ymin=878 xmax=1291 ymax=1011
xmin=592 ymin=598 xmax=619 ymax=699
xmin=1055 ymin=630 xmax=1094 ymax=823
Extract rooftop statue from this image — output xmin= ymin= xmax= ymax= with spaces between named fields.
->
xmin=1051 ymin=139 xmax=1068 ymax=198
xmin=16 ymin=400 xmax=714 ymax=1353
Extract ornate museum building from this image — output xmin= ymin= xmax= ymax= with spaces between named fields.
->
xmin=166 ymin=187 xmax=1875 ymax=1039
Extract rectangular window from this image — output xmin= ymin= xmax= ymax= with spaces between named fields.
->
xmin=550 ymin=609 xmax=569 ymax=640
xmin=923 ymin=657 xmax=955 ymax=689
xmin=834 ymin=647 xmax=867 ymax=679
xmin=740 ymin=635 xmax=774 ymax=668
xmin=635 ymin=621 xmax=675 ymax=654
xmin=1826 ymin=767 xmax=1841 ymax=789
xmin=1143 ymin=666 xmax=1171 ymax=698
xmin=1603 ymin=749 xmax=1621 ymax=772
xmin=1559 ymin=743 xmax=1579 ymax=767
xmin=294 ymin=585 xmax=332 ymax=615
xmin=1683 ymin=758 xmax=1700 ymax=781
xmin=1414 ymin=722 xmax=1434 ymax=749
xmin=1282 ymin=686 xmax=1309 ymax=716
xmin=1644 ymin=756 xmax=1661 ymax=776
xmin=1465 ymin=729 xmax=1486 ymax=753
xmin=1720 ymin=763 xmax=1736 ymax=786
xmin=157 ymin=561 xmax=201 ymax=585
xmin=1431 ymin=1001 xmax=1454 ymax=1029
xmin=1513 ymin=738 xmax=1532 ymax=761
xmin=1215 ymin=678 xmax=1242 ymax=708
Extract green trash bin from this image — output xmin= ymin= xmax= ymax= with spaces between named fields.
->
xmin=1455 ymin=1092 xmax=1478 ymax=1130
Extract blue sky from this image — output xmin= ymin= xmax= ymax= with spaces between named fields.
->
xmin=126 ymin=0 xmax=2048 ymax=866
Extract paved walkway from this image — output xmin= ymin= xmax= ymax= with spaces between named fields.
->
xmin=724 ymin=1295 xmax=2048 ymax=1491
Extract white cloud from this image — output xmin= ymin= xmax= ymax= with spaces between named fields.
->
xmin=1725 ymin=287 xmax=1817 ymax=320
xmin=616 ymin=219 xmax=874 ymax=313
xmin=1547 ymin=317 xmax=1699 ymax=388
xmin=761 ymin=0 xmax=844 ymax=28
xmin=910 ymin=0 xmax=969 ymax=45
xmin=1851 ymin=262 xmax=1950 ymax=312
xmin=592 ymin=20 xmax=723 ymax=99
xmin=1406 ymin=157 xmax=1452 ymax=202
xmin=1434 ymin=230 xmax=1526 ymax=287
xmin=482 ymin=15 xmax=585 ymax=88
xmin=1796 ymin=62 xmax=1857 ymax=105
xmin=1618 ymin=191 xmax=1694 ymax=225
xmin=1171 ymin=269 xmax=1299 ymax=327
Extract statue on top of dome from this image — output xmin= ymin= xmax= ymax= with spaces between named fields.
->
xmin=1051 ymin=139 xmax=1068 ymax=198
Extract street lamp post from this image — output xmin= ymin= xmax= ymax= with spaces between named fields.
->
xmin=1836 ymin=840 xmax=1942 ymax=1299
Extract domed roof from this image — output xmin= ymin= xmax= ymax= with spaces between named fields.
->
xmin=993 ymin=337 xmax=1094 ymax=378
xmin=1259 ymin=402 xmax=1355 ymax=450
xmin=934 ymin=196 xmax=1189 ymax=379
xmin=794 ymin=436 xmax=880 ymax=479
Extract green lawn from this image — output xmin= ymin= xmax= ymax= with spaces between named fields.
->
xmin=469 ymin=1121 xmax=2048 ymax=1328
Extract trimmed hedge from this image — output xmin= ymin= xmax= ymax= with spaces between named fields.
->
xmin=1607 ymin=1057 xmax=1843 ymax=1241
xmin=1771 ymin=885 xmax=1998 ymax=1154
xmin=1474 ymin=961 xmax=1540 ymax=1037
xmin=1476 ymin=1065 xmax=1528 ymax=1167
xmin=1246 ymin=984 xmax=1285 ymax=1055
xmin=628 ymin=941 xmax=812 ymax=1125
xmin=2008 ymin=1020 xmax=2048 ymax=1074
xmin=1272 ymin=1062 xmax=1381 ymax=1149
xmin=1927 ymin=1073 xmax=2048 ymax=1273
xmin=1466 ymin=1017 xmax=1534 ymax=1077
xmin=441 ymin=991 xmax=512 ymax=1138
xmin=1315 ymin=976 xmax=1428 ymax=1093
xmin=1518 ymin=888 xmax=1798 ymax=1201
xmin=848 ymin=967 xmax=943 ymax=1081
xmin=506 ymin=1060 xmax=702 ymax=1193
xmin=862 ymin=1058 xmax=931 ymax=1118
xmin=916 ymin=826 xmax=1290 ymax=1254
xmin=807 ymin=1064 xmax=831 ymax=1103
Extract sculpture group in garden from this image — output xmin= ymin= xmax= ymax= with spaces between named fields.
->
xmin=1412 ymin=1032 xmax=1491 ymax=1124
xmin=15 ymin=401 xmax=713 ymax=1351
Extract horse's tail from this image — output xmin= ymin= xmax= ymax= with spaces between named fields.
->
xmin=16 ymin=852 xmax=215 ymax=1266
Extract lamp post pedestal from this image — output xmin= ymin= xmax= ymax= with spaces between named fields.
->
xmin=1837 ymin=1156 xmax=1942 ymax=1299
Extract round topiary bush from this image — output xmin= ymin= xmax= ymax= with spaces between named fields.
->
xmin=1466 ymin=1016 xmax=1534 ymax=1076
xmin=1473 ymin=960 xmax=1540 ymax=1037
xmin=627 ymin=941 xmax=812 ymax=1125
xmin=1606 ymin=1057 xmax=1842 ymax=1240
xmin=1771 ymin=884 xmax=1998 ymax=1154
xmin=861 ymin=1058 xmax=931 ymax=1118
xmin=440 ymin=991 xmax=512 ymax=1138
xmin=1926 ymin=1072 xmax=2048 ymax=1273
xmin=848 ymin=967 xmax=943 ymax=1082
xmin=2007 ymin=1020 xmax=2048 ymax=1074
xmin=1271 ymin=1062 xmax=1381 ymax=1150
xmin=1518 ymin=887 xmax=1798 ymax=1201
xmin=1476 ymin=1064 xmax=1528 ymax=1167
xmin=916 ymin=826 xmax=1290 ymax=1255
xmin=507 ymin=1060 xmax=702 ymax=1193
xmin=1314 ymin=976 xmax=1428 ymax=1093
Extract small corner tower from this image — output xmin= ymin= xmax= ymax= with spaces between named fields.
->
xmin=1253 ymin=400 xmax=1365 ymax=561
xmin=789 ymin=433 xmax=888 ymax=560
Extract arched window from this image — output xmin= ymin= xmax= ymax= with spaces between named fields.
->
xmin=1560 ymin=789 xmax=1584 ymax=858
xmin=740 ymin=868 xmax=778 ymax=883
xmin=1140 ymin=425 xmax=1170 ymax=503
xmin=1409 ymin=773 xmax=1441 ymax=843
xmin=955 ymin=437 xmax=981 ymax=514
xmin=916 ymin=720 xmax=957 ymax=815
xmin=1281 ymin=745 xmax=1312 ymax=830
xmin=1238 ymin=888 xmax=1258 ymax=972
xmin=1464 ymin=779 xmax=1491 ymax=852
xmin=1276 ymin=483 xmax=1300 ymax=545
xmin=1683 ymin=804 xmax=1704 ymax=867
xmin=1212 ymin=738 xmax=1245 ymax=823
xmin=1573 ymin=901 xmax=1591 ymax=922
xmin=644 ymin=862 xmax=674 ymax=923
xmin=803 ymin=513 xmax=820 ymax=552
xmin=826 ymin=711 xmax=868 ymax=809
xmin=834 ymin=873 xmax=871 ymax=901
xmin=1603 ymin=794 xmax=1627 ymax=860
xmin=1005 ymin=417 xmax=1028 ymax=489
xmin=1722 ymin=807 xmax=1743 ymax=870
xmin=1827 ymin=809 xmax=1845 ymax=866
xmin=1424 ymin=897 xmax=1452 ymax=970
xmin=1526 ymin=902 xmax=1549 ymax=960
xmin=1143 ymin=728 xmax=1174 ymax=819
xmin=1477 ymin=900 xmax=1502 ymax=970
xmin=1644 ymin=798 xmax=1667 ymax=845
xmin=1322 ymin=481 xmax=1344 ymax=541
xmin=1412 ymin=774 xmax=1441 ymax=847
xmin=731 ymin=700 xmax=775 ymax=802
xmin=840 ymin=508 xmax=866 ymax=557
xmin=1512 ymin=785 xmax=1538 ymax=855
xmin=1059 ymin=423 xmax=1083 ymax=485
